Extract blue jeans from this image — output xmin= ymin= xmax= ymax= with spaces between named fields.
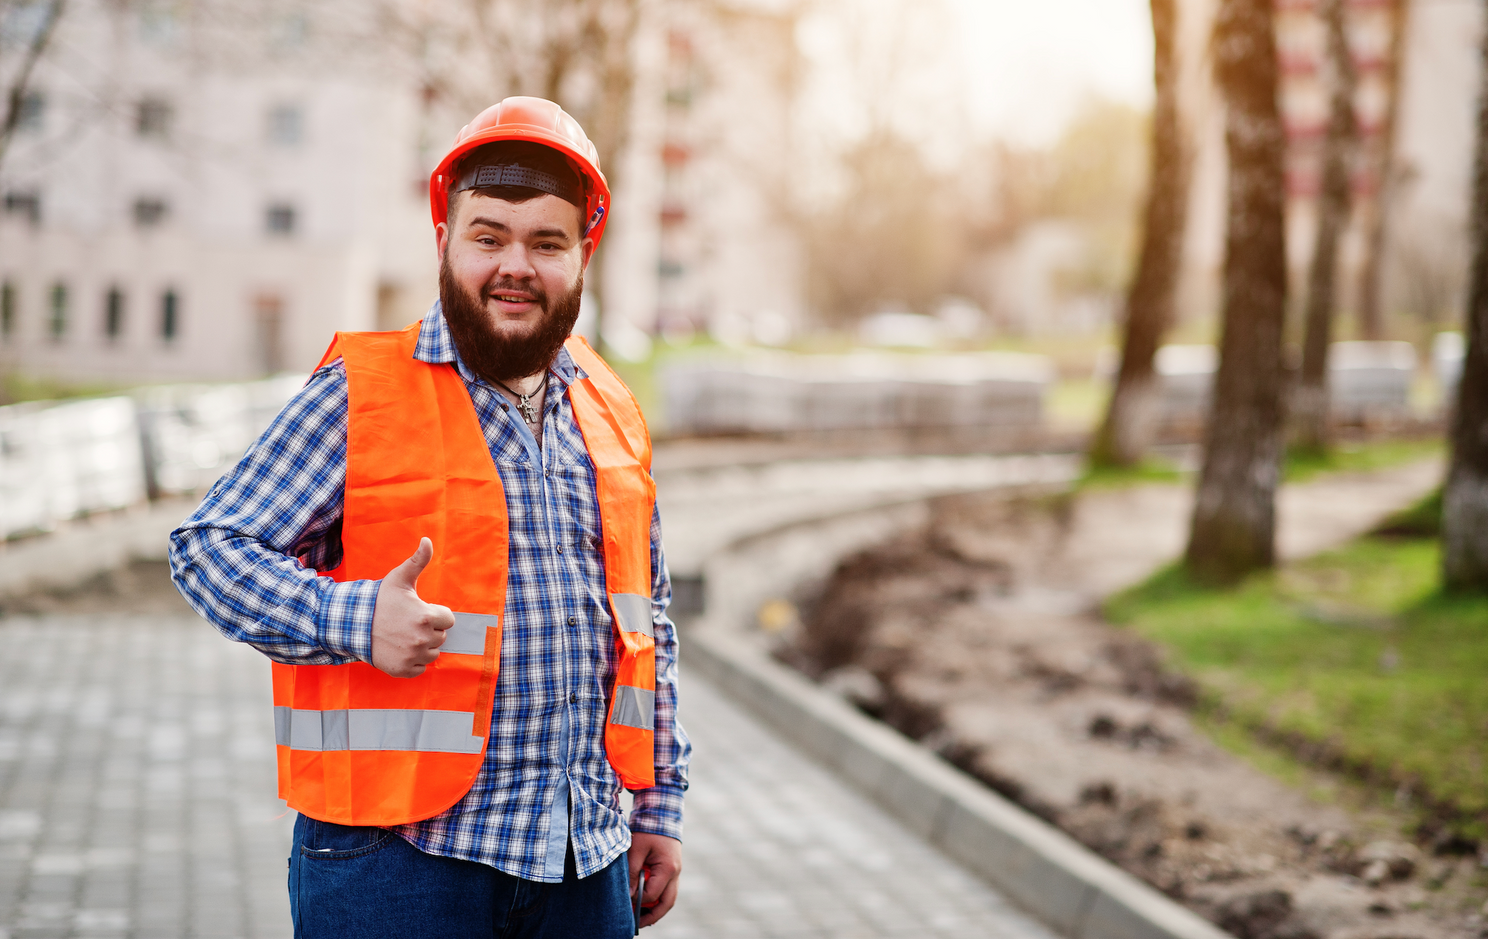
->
xmin=289 ymin=814 xmax=634 ymax=938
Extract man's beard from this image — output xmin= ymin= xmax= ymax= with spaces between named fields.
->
xmin=439 ymin=253 xmax=583 ymax=385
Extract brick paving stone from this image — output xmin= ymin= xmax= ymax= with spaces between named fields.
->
xmin=644 ymin=677 xmax=1058 ymax=939
xmin=1 ymin=613 xmax=1060 ymax=939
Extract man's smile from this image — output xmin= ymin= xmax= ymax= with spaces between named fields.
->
xmin=488 ymin=290 xmax=540 ymax=313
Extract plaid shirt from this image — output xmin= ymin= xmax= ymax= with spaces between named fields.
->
xmin=169 ymin=303 xmax=688 ymax=882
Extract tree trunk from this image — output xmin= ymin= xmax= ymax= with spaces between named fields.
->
xmin=1356 ymin=0 xmax=1410 ymax=342
xmin=1090 ymin=0 xmax=1190 ymax=468
xmin=1441 ymin=1 xmax=1488 ymax=591
xmin=1185 ymin=0 xmax=1289 ymax=585
xmin=1294 ymin=0 xmax=1358 ymax=452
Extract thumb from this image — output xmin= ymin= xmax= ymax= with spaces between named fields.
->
xmin=387 ymin=537 xmax=434 ymax=590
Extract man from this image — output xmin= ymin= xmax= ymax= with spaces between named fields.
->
xmin=170 ymin=97 xmax=687 ymax=937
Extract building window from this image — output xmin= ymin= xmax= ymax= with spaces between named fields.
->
xmin=1 ymin=282 xmax=15 ymax=340
xmin=16 ymin=92 xmax=44 ymax=133
xmin=138 ymin=4 xmax=181 ymax=46
xmin=105 ymin=287 xmax=124 ymax=339
xmin=266 ymin=203 xmax=295 ymax=236
xmin=3 ymin=191 xmax=40 ymax=225
xmin=269 ymin=12 xmax=308 ymax=50
xmin=267 ymin=105 xmax=302 ymax=146
xmin=160 ymin=289 xmax=179 ymax=340
xmin=49 ymin=282 xmax=67 ymax=340
xmin=136 ymin=98 xmax=173 ymax=139
xmin=133 ymin=197 xmax=168 ymax=227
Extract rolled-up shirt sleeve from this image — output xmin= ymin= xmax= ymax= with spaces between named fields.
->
xmin=628 ymin=503 xmax=691 ymax=841
xmin=169 ymin=363 xmax=380 ymax=665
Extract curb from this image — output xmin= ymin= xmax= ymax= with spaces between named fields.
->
xmin=0 ymin=499 xmax=193 ymax=599
xmin=684 ymin=628 xmax=1233 ymax=939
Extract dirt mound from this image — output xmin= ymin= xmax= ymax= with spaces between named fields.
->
xmin=778 ymin=487 xmax=1488 ymax=939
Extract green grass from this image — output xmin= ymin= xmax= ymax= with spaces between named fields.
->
xmin=1047 ymin=378 xmax=1110 ymax=434
xmin=604 ymin=353 xmax=660 ymax=428
xmin=0 ymin=371 xmax=127 ymax=405
xmin=1077 ymin=456 xmax=1184 ymax=490
xmin=1374 ymin=487 xmax=1444 ymax=539
xmin=1106 ymin=535 xmax=1488 ymax=835
xmin=1283 ymin=437 xmax=1445 ymax=483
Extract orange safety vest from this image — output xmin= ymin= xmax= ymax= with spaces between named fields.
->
xmin=271 ymin=322 xmax=657 ymax=826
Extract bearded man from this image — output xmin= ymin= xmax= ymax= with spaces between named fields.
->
xmin=170 ymin=98 xmax=688 ymax=938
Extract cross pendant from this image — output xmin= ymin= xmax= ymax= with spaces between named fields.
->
xmin=517 ymin=396 xmax=538 ymax=424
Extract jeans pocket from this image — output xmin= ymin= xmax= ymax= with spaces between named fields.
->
xmin=297 ymin=817 xmax=394 ymax=860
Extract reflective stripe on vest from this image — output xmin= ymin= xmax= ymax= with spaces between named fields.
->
xmin=609 ymin=686 xmax=655 ymax=730
xmin=270 ymin=326 xmax=658 ymax=827
xmin=275 ymin=707 xmax=484 ymax=753
xmin=444 ymin=612 xmax=500 ymax=655
xmin=610 ymin=593 xmax=654 ymax=638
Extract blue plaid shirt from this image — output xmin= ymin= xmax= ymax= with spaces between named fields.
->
xmin=169 ymin=303 xmax=688 ymax=882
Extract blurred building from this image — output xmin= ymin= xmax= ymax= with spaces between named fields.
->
xmin=1270 ymin=0 xmax=1398 ymax=300
xmin=645 ymin=0 xmax=806 ymax=347
xmin=0 ymin=0 xmax=812 ymax=386
xmin=0 ymin=0 xmax=437 ymax=385
xmin=1178 ymin=0 xmax=1481 ymax=329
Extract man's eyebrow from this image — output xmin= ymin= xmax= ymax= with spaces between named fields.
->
xmin=466 ymin=217 xmax=511 ymax=232
xmin=466 ymin=217 xmax=574 ymax=242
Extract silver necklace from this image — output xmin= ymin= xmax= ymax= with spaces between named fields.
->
xmin=494 ymin=377 xmax=542 ymax=424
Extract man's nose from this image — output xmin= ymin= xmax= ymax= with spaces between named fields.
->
xmin=493 ymin=243 xmax=537 ymax=280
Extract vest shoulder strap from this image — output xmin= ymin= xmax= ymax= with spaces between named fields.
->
xmin=564 ymin=336 xmax=652 ymax=472
xmin=315 ymin=321 xmax=421 ymax=372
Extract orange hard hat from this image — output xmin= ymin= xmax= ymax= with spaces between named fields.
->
xmin=429 ymin=96 xmax=611 ymax=247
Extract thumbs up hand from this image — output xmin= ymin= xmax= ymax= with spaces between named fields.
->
xmin=370 ymin=537 xmax=456 ymax=678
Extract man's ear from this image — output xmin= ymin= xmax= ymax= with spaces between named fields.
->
xmin=435 ymin=221 xmax=451 ymax=261
xmin=580 ymin=235 xmax=596 ymax=270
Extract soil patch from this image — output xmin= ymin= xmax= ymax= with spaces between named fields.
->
xmin=778 ymin=481 xmax=1488 ymax=939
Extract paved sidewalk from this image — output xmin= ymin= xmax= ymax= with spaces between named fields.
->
xmin=0 ymin=615 xmax=289 ymax=939
xmin=647 ymin=674 xmax=1055 ymax=939
xmin=0 ymin=613 xmax=1056 ymax=939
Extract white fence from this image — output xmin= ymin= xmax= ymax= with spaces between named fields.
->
xmin=1154 ymin=341 xmax=1421 ymax=431
xmin=136 ymin=375 xmax=306 ymax=497
xmin=1 ymin=376 xmax=304 ymax=540
xmin=662 ymin=352 xmax=1054 ymax=438
xmin=1433 ymin=331 xmax=1464 ymax=405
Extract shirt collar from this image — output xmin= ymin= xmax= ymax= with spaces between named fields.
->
xmin=415 ymin=299 xmax=582 ymax=388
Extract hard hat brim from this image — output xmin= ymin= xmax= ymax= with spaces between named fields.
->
xmin=430 ymin=122 xmax=611 ymax=248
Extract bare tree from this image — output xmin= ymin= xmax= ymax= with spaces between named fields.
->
xmin=0 ymin=0 xmax=65 ymax=173
xmin=1356 ymin=0 xmax=1410 ymax=341
xmin=1441 ymin=1 xmax=1488 ymax=592
xmin=385 ymin=0 xmax=642 ymax=330
xmin=1186 ymin=0 xmax=1288 ymax=585
xmin=803 ymin=132 xmax=967 ymax=324
xmin=1293 ymin=0 xmax=1358 ymax=452
xmin=1090 ymin=0 xmax=1190 ymax=468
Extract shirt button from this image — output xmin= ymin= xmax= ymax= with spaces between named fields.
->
xmin=569 ymin=693 xmax=578 ymax=704
xmin=567 ymin=616 xmax=577 ymax=626
xmin=499 ymin=402 xmax=509 ymax=411
xmin=556 ymin=545 xmax=563 ymax=555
